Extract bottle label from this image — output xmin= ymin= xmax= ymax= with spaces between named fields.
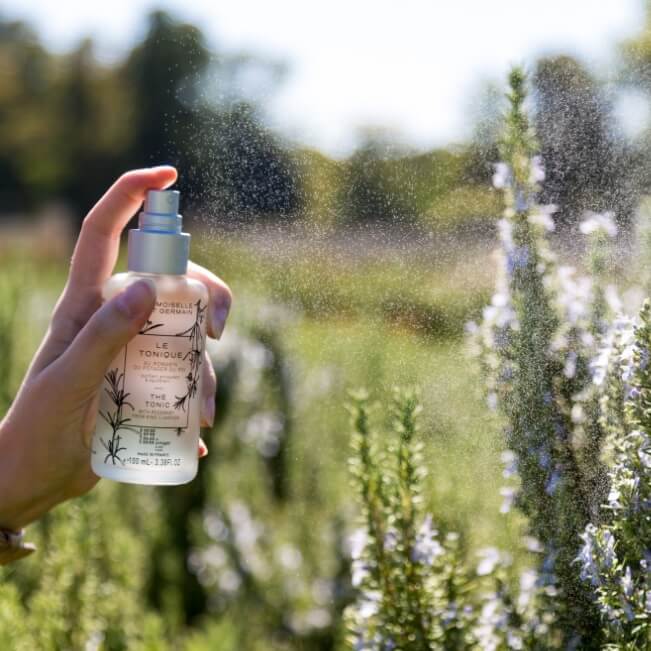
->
xmin=93 ymin=298 xmax=206 ymax=470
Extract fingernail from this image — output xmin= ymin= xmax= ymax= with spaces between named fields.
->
xmin=203 ymin=394 xmax=215 ymax=428
xmin=117 ymin=280 xmax=156 ymax=320
xmin=211 ymin=298 xmax=231 ymax=339
xmin=149 ymin=164 xmax=176 ymax=172
xmin=199 ymin=440 xmax=209 ymax=458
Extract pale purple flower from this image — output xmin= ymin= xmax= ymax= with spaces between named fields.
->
xmin=349 ymin=529 xmax=371 ymax=587
xmin=477 ymin=547 xmax=504 ymax=576
xmin=591 ymin=350 xmax=610 ymax=386
xmin=497 ymin=218 xmax=514 ymax=253
xmin=556 ymin=266 xmax=591 ymax=326
xmin=487 ymin=392 xmax=498 ymax=411
xmin=475 ymin=594 xmax=511 ymax=651
xmin=484 ymin=291 xmax=516 ymax=330
xmin=219 ymin=568 xmax=242 ymax=593
xmin=352 ymin=558 xmax=371 ymax=588
xmin=579 ymin=211 xmax=617 ymax=238
xmin=530 ymin=155 xmax=545 ymax=183
xmin=591 ymin=315 xmax=635 ymax=385
xmin=349 ymin=528 xmax=368 ymax=560
xmin=501 ymin=450 xmax=517 ymax=478
xmin=492 ymin=163 xmax=511 ymax=190
xmin=506 ymin=246 xmax=530 ymax=276
xmin=302 ymin=608 xmax=331 ymax=630
xmin=639 ymin=447 xmax=651 ymax=469
xmin=441 ymin=602 xmax=458 ymax=626
xmin=514 ymin=189 xmax=529 ymax=213
xmin=227 ymin=501 xmax=269 ymax=580
xmin=534 ymin=446 xmax=551 ymax=470
xmin=523 ymin=536 xmax=544 ymax=553
xmin=357 ymin=590 xmax=382 ymax=618
xmin=602 ymin=530 xmax=617 ymax=569
xmin=528 ymin=210 xmax=555 ymax=232
xmin=570 ymin=403 xmax=585 ymax=424
xmin=383 ymin=528 xmax=398 ymax=552
xmin=607 ymin=485 xmax=622 ymax=510
xmin=499 ymin=486 xmax=516 ymax=514
xmin=621 ymin=565 xmax=634 ymax=598
xmin=545 ymin=470 xmax=561 ymax=496
xmin=577 ymin=527 xmax=600 ymax=586
xmin=242 ymin=411 xmax=284 ymax=458
xmin=518 ymin=569 xmax=539 ymax=611
xmin=564 ymin=351 xmax=578 ymax=380
xmin=411 ymin=515 xmax=444 ymax=565
xmin=277 ymin=544 xmax=303 ymax=570
xmin=465 ymin=320 xmax=479 ymax=335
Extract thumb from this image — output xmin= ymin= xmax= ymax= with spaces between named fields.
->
xmin=52 ymin=280 xmax=156 ymax=396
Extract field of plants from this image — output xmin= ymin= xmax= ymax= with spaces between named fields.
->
xmin=1 ymin=69 xmax=650 ymax=650
xmin=0 ymin=215 xmax=516 ymax=648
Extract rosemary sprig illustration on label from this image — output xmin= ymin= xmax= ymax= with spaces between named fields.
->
xmin=173 ymin=299 xmax=206 ymax=419
xmin=99 ymin=368 xmax=137 ymax=464
xmin=139 ymin=319 xmax=164 ymax=334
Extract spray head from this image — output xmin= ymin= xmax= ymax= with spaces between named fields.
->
xmin=128 ymin=188 xmax=190 ymax=275
xmin=141 ymin=190 xmax=181 ymax=231
xmin=144 ymin=188 xmax=179 ymax=215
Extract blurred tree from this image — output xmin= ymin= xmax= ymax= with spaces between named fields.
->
xmin=341 ymin=133 xmax=418 ymax=224
xmin=0 ymin=18 xmax=56 ymax=210
xmin=54 ymin=40 xmax=135 ymax=217
xmin=532 ymin=55 xmax=637 ymax=230
xmin=196 ymin=103 xmax=300 ymax=219
xmin=122 ymin=10 xmax=300 ymax=220
xmin=0 ymin=21 xmax=132 ymax=218
xmin=121 ymin=11 xmax=210 ymax=173
xmin=0 ymin=10 xmax=301 ymax=224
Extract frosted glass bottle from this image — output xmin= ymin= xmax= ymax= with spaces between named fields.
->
xmin=91 ymin=190 xmax=208 ymax=485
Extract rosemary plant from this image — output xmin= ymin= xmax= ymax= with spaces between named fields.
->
xmin=344 ymin=388 xmax=476 ymax=650
xmin=344 ymin=388 xmax=555 ymax=650
xmin=473 ymin=68 xmax=608 ymax=646
xmin=577 ymin=301 xmax=651 ymax=648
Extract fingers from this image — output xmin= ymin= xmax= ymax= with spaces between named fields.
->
xmin=48 ymin=280 xmax=156 ymax=397
xmin=29 ymin=168 xmax=177 ymax=377
xmin=200 ymin=349 xmax=217 ymax=428
xmin=64 ymin=166 xmax=177 ymax=308
xmin=199 ymin=350 xmax=217 ymax=457
xmin=187 ymin=261 xmax=232 ymax=339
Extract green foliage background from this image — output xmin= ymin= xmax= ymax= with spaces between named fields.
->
xmin=0 ymin=234 xmax=513 ymax=649
xmin=3 ymin=3 xmax=651 ymax=649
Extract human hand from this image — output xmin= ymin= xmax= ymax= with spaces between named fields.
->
xmin=0 ymin=167 xmax=231 ymax=531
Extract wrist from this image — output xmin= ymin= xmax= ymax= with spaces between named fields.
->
xmin=0 ymin=527 xmax=36 ymax=565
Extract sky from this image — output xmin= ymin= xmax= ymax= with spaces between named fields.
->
xmin=6 ymin=0 xmax=646 ymax=155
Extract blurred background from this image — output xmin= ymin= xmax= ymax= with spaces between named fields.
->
xmin=2 ymin=1 xmax=651 ymax=649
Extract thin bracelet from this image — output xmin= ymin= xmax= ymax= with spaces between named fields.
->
xmin=0 ymin=528 xmax=35 ymax=565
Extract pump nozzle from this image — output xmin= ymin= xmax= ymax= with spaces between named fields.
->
xmin=144 ymin=189 xmax=180 ymax=216
xmin=128 ymin=188 xmax=190 ymax=274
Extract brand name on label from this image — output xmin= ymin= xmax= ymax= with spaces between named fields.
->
xmin=155 ymin=301 xmax=194 ymax=315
